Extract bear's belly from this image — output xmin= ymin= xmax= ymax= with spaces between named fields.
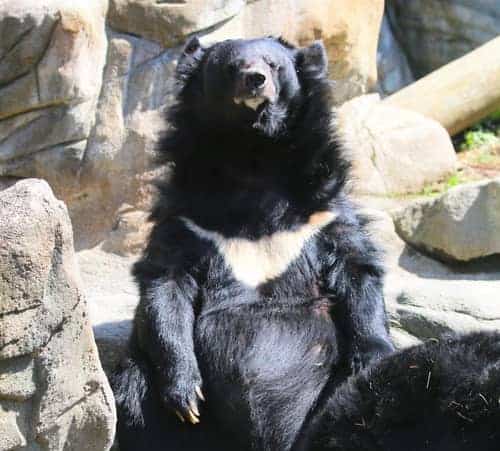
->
xmin=194 ymin=299 xmax=339 ymax=450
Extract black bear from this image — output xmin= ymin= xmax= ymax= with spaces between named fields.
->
xmin=112 ymin=36 xmax=500 ymax=451
xmin=295 ymin=331 xmax=500 ymax=451
xmin=113 ymin=35 xmax=394 ymax=450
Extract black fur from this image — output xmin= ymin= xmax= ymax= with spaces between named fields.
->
xmin=113 ymin=36 xmax=393 ymax=451
xmin=294 ymin=331 xmax=500 ymax=451
xmin=113 ymin=37 xmax=500 ymax=451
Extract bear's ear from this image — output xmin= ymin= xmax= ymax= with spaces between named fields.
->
xmin=295 ymin=41 xmax=328 ymax=78
xmin=176 ymin=36 xmax=205 ymax=81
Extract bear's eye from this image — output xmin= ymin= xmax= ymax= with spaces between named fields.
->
xmin=227 ymin=62 xmax=239 ymax=77
xmin=264 ymin=58 xmax=280 ymax=72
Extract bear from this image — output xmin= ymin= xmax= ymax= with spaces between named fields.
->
xmin=294 ymin=331 xmax=500 ymax=451
xmin=113 ymin=35 xmax=395 ymax=451
xmin=112 ymin=36 xmax=500 ymax=451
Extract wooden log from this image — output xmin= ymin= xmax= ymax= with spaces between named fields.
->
xmin=384 ymin=36 xmax=500 ymax=136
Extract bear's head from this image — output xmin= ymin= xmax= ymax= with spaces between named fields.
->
xmin=175 ymin=36 xmax=329 ymax=137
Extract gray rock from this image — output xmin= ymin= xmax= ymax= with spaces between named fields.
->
xmin=376 ymin=15 xmax=414 ymax=96
xmin=393 ymin=178 xmax=500 ymax=262
xmin=0 ymin=178 xmax=116 ymax=450
xmin=73 ymin=30 xmax=175 ymax=249
xmin=359 ymin=205 xmax=500 ymax=346
xmin=108 ymin=0 xmax=246 ymax=47
xmin=0 ymin=357 xmax=36 ymax=402
xmin=387 ymin=0 xmax=500 ymax=77
xmin=337 ymin=94 xmax=457 ymax=195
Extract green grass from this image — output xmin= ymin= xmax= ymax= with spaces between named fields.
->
xmin=415 ymin=172 xmax=468 ymax=198
xmin=460 ymin=127 xmax=499 ymax=151
xmin=457 ymin=109 xmax=500 ymax=151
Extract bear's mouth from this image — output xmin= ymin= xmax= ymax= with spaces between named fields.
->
xmin=233 ymin=94 xmax=275 ymax=112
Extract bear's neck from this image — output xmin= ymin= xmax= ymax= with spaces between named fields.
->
xmin=157 ymin=79 xmax=350 ymax=237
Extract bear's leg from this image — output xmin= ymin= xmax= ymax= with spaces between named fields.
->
xmin=113 ymin=355 xmax=232 ymax=451
xmin=294 ymin=331 xmax=500 ymax=451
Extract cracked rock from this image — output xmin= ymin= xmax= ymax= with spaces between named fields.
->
xmin=0 ymin=178 xmax=116 ymax=451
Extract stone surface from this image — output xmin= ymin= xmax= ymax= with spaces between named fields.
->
xmin=0 ymin=0 xmax=108 ymax=186
xmin=101 ymin=205 xmax=153 ymax=256
xmin=0 ymin=178 xmax=115 ymax=450
xmin=0 ymin=0 xmax=109 ymax=250
xmin=376 ymin=15 xmax=414 ymax=96
xmin=78 ymin=248 xmax=139 ymax=376
xmin=337 ymin=94 xmax=457 ymax=195
xmin=393 ymin=178 xmax=500 ymax=262
xmin=108 ymin=0 xmax=246 ymax=47
xmin=387 ymin=0 xmax=500 ymax=77
xmin=75 ymin=30 xmax=172 ymax=249
xmin=360 ymin=205 xmax=500 ymax=347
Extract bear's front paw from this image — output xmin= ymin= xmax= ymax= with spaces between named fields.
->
xmin=160 ymin=372 xmax=205 ymax=425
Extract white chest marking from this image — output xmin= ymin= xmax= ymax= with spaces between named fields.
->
xmin=180 ymin=212 xmax=336 ymax=288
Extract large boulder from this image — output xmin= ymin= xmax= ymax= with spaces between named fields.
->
xmin=337 ymin=94 xmax=457 ymax=195
xmin=393 ymin=178 xmax=500 ymax=262
xmin=387 ymin=0 xmax=500 ymax=77
xmin=0 ymin=179 xmax=116 ymax=450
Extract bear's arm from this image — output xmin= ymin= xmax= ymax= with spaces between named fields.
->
xmin=133 ymin=218 xmax=205 ymax=422
xmin=320 ymin=213 xmax=395 ymax=372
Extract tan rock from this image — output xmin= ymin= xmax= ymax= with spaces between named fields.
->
xmin=0 ymin=178 xmax=116 ymax=450
xmin=102 ymin=204 xmax=153 ymax=256
xmin=337 ymin=94 xmax=457 ymax=195
xmin=384 ymin=36 xmax=500 ymax=136
xmin=0 ymin=357 xmax=36 ymax=402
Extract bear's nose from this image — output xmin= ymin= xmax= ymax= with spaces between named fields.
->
xmin=245 ymin=72 xmax=267 ymax=90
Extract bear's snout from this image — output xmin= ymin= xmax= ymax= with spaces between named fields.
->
xmin=233 ymin=59 xmax=277 ymax=110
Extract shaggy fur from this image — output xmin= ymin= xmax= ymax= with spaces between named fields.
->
xmin=294 ymin=331 xmax=500 ymax=451
xmin=113 ymin=36 xmax=393 ymax=451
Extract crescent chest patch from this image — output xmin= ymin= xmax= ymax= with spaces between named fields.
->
xmin=180 ymin=212 xmax=336 ymax=288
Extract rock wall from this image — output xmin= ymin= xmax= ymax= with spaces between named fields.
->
xmin=0 ymin=179 xmax=116 ymax=450
xmin=387 ymin=0 xmax=500 ymax=78
xmin=0 ymin=0 xmax=384 ymax=250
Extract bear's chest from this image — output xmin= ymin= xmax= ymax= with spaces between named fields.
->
xmin=181 ymin=211 xmax=335 ymax=288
